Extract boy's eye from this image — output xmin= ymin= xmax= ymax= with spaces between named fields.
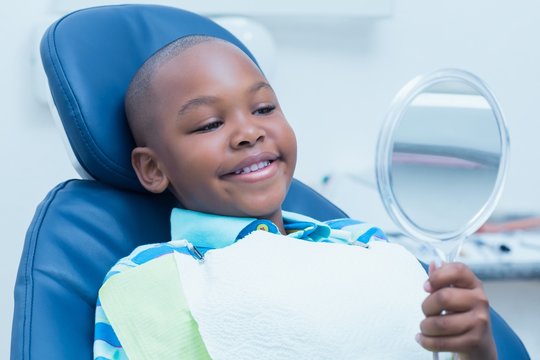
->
xmin=195 ymin=120 xmax=223 ymax=133
xmin=253 ymin=104 xmax=276 ymax=116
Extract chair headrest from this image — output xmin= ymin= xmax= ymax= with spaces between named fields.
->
xmin=41 ymin=4 xmax=258 ymax=192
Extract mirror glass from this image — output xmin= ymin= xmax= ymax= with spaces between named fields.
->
xmin=376 ymin=69 xmax=510 ymax=261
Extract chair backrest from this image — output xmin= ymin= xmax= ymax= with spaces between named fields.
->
xmin=11 ymin=4 xmax=529 ymax=360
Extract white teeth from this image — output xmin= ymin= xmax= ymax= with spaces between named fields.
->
xmin=234 ymin=160 xmax=271 ymax=175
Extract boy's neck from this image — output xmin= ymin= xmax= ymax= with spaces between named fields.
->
xmin=266 ymin=209 xmax=286 ymax=235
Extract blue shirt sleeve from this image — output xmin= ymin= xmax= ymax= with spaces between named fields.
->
xmin=92 ymin=241 xmax=186 ymax=360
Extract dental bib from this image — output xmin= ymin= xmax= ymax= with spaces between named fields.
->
xmin=174 ymin=231 xmax=431 ymax=359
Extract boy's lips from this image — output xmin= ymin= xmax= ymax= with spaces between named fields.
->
xmin=222 ymin=153 xmax=279 ymax=178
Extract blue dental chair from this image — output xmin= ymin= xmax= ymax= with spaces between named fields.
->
xmin=11 ymin=5 xmax=529 ymax=360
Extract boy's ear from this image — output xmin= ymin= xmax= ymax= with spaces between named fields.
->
xmin=131 ymin=147 xmax=169 ymax=193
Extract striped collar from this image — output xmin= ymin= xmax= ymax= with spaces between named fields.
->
xmin=170 ymin=208 xmax=332 ymax=253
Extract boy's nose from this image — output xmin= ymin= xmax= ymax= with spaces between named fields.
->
xmin=230 ymin=118 xmax=265 ymax=149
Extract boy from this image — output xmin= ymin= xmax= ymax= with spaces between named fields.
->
xmin=93 ymin=35 xmax=496 ymax=359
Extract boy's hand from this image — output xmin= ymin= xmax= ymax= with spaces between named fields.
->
xmin=417 ymin=262 xmax=497 ymax=360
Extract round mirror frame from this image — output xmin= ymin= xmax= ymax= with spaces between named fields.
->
xmin=376 ymin=68 xmax=510 ymax=245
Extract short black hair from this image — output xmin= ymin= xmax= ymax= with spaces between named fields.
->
xmin=125 ymin=35 xmax=224 ymax=145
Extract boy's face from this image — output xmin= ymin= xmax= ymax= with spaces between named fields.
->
xmin=139 ymin=40 xmax=297 ymax=223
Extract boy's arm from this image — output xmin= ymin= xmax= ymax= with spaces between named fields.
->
xmin=92 ymin=242 xmax=211 ymax=360
xmin=94 ymin=297 xmax=129 ymax=359
xmin=417 ymin=262 xmax=497 ymax=360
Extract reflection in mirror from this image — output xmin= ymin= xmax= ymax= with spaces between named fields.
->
xmin=392 ymin=82 xmax=501 ymax=235
xmin=376 ymin=69 xmax=509 ymax=261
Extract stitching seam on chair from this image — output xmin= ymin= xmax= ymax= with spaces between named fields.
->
xmin=21 ymin=180 xmax=72 ymax=359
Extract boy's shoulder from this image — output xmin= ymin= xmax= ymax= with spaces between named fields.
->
xmin=102 ymin=240 xmax=192 ymax=283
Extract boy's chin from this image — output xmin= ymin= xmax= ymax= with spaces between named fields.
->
xmin=230 ymin=199 xmax=285 ymax=221
xmin=237 ymin=205 xmax=283 ymax=220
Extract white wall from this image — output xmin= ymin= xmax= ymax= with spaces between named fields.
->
xmin=2 ymin=0 xmax=540 ymax=358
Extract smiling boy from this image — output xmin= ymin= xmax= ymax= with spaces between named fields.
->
xmin=93 ymin=35 xmax=497 ymax=360
xmin=126 ymin=36 xmax=296 ymax=231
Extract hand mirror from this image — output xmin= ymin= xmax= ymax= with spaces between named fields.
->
xmin=376 ymin=69 xmax=510 ymax=263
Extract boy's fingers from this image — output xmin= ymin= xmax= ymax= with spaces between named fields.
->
xmin=428 ymin=261 xmax=437 ymax=275
xmin=422 ymin=287 xmax=487 ymax=316
xmin=416 ymin=332 xmax=477 ymax=353
xmin=420 ymin=311 xmax=473 ymax=337
xmin=427 ymin=262 xmax=480 ymax=291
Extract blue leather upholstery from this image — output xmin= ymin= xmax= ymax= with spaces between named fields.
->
xmin=11 ymin=4 xmax=529 ymax=360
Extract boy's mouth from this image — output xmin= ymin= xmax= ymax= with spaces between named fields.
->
xmin=233 ymin=160 xmax=273 ymax=175
xmin=223 ymin=153 xmax=279 ymax=178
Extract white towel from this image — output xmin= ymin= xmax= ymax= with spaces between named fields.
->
xmin=174 ymin=231 xmax=431 ymax=359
